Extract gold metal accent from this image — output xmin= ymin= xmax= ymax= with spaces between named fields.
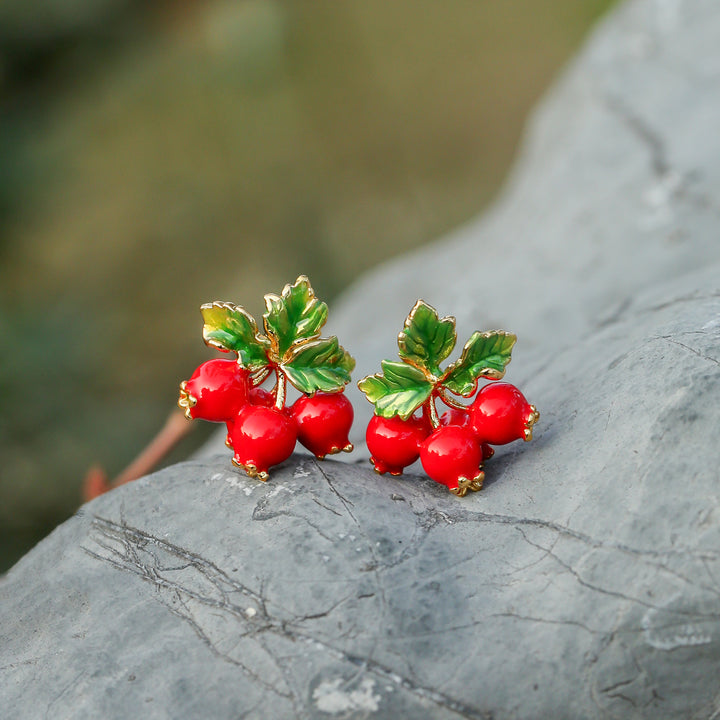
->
xmin=469 ymin=469 xmax=485 ymax=492
xmin=449 ymin=469 xmax=485 ymax=496
xmin=274 ymin=369 xmax=286 ymax=410
xmin=427 ymin=394 xmax=440 ymax=429
xmin=523 ymin=405 xmax=540 ymax=441
xmin=437 ymin=388 xmax=469 ymax=411
xmin=251 ymin=366 xmax=272 ymax=387
xmin=231 ymin=458 xmax=270 ymax=482
xmin=342 ymin=443 xmax=354 ymax=453
xmin=177 ymin=380 xmax=197 ymax=420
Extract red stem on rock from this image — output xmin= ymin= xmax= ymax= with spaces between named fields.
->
xmin=82 ymin=409 xmax=194 ymax=502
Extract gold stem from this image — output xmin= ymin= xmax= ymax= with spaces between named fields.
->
xmin=427 ymin=394 xmax=440 ymax=429
xmin=274 ymin=368 xmax=286 ymax=410
xmin=438 ymin=388 xmax=469 ymax=411
xmin=251 ymin=366 xmax=272 ymax=387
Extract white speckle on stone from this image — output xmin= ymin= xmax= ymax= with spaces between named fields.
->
xmin=245 ymin=607 xmax=257 ymax=619
xmin=223 ymin=474 xmax=255 ymax=494
xmin=294 ymin=463 xmax=311 ymax=478
xmin=322 ymin=555 xmax=330 ymax=563
xmin=642 ymin=608 xmax=713 ymax=650
xmin=349 ymin=535 xmax=356 ymax=541
xmin=337 ymin=533 xmax=346 ymax=540
xmin=266 ymin=484 xmax=289 ymax=499
xmin=312 ymin=677 xmax=380 ymax=714
xmin=702 ymin=317 xmax=720 ymax=332
xmin=210 ymin=473 xmax=224 ymax=483
xmin=355 ymin=547 xmax=362 ymax=553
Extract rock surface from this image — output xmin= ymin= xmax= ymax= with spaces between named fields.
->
xmin=3 ymin=0 xmax=720 ymax=718
xmin=324 ymin=0 xmax=720 ymax=443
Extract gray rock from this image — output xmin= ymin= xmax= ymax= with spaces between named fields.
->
xmin=2 ymin=274 xmax=720 ymax=719
xmin=326 ymin=0 xmax=720 ymax=442
xmin=3 ymin=0 xmax=720 ymax=718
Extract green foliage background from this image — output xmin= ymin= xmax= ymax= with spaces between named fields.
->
xmin=0 ymin=0 xmax=615 ymax=571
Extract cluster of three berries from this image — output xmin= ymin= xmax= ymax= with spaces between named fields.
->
xmin=178 ymin=358 xmax=353 ymax=481
xmin=366 ymin=382 xmax=539 ymax=496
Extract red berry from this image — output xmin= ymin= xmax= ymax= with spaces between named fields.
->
xmin=481 ymin=443 xmax=495 ymax=461
xmin=420 ymin=425 xmax=484 ymax=496
xmin=249 ymin=387 xmax=275 ymax=408
xmin=290 ymin=392 xmax=354 ymax=459
xmin=225 ymin=387 xmax=285 ymax=450
xmin=440 ymin=406 xmax=471 ymax=428
xmin=469 ymin=382 xmax=539 ymax=445
xmin=439 ymin=407 xmax=494 ymax=460
xmin=366 ymin=414 xmax=431 ymax=475
xmin=178 ymin=359 xmax=249 ymax=422
xmin=231 ymin=405 xmax=297 ymax=480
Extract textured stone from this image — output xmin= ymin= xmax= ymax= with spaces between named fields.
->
xmin=324 ymin=0 xmax=720 ymax=444
xmin=3 ymin=274 xmax=720 ymax=719
xmin=3 ymin=0 xmax=720 ymax=718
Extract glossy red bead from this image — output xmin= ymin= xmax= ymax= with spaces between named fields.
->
xmin=469 ymin=382 xmax=539 ymax=445
xmin=231 ymin=405 xmax=297 ymax=480
xmin=179 ymin=359 xmax=249 ymax=422
xmin=420 ymin=425 xmax=483 ymax=492
xmin=366 ymin=414 xmax=431 ymax=475
xmin=249 ymin=386 xmax=275 ymax=408
xmin=439 ymin=406 xmax=494 ymax=460
xmin=440 ymin=406 xmax=471 ymax=428
xmin=290 ymin=392 xmax=354 ymax=459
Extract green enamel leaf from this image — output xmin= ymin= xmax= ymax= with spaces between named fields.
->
xmin=263 ymin=275 xmax=329 ymax=359
xmin=282 ymin=337 xmax=355 ymax=394
xmin=397 ymin=300 xmax=456 ymax=376
xmin=201 ymin=302 xmax=270 ymax=370
xmin=442 ymin=331 xmax=516 ymax=396
xmin=358 ymin=360 xmax=433 ymax=420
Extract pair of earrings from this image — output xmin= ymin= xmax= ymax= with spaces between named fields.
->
xmin=178 ymin=276 xmax=538 ymax=497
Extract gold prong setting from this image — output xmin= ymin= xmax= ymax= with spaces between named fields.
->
xmin=523 ymin=405 xmax=540 ymax=442
xmin=177 ymin=380 xmax=197 ymax=420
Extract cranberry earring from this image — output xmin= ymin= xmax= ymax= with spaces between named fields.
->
xmin=179 ymin=276 xmax=355 ymax=481
xmin=358 ymin=301 xmax=538 ymax=497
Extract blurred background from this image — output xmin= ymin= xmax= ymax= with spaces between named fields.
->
xmin=0 ymin=0 xmax=616 ymax=572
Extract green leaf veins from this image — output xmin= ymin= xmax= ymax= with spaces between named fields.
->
xmin=357 ymin=360 xmax=433 ymax=420
xmin=442 ymin=331 xmax=516 ymax=396
xmin=282 ymin=337 xmax=355 ymax=394
xmin=263 ymin=275 xmax=329 ymax=359
xmin=201 ymin=302 xmax=270 ymax=370
xmin=397 ymin=300 xmax=456 ymax=376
